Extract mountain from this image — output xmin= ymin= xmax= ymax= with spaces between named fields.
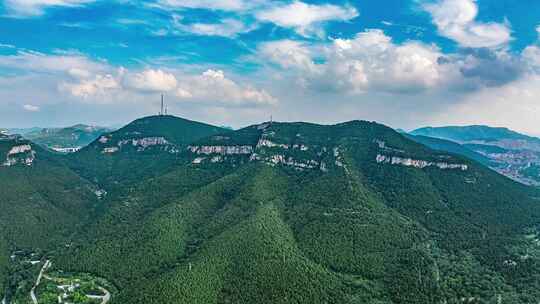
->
xmin=0 ymin=134 xmax=97 ymax=302
xmin=22 ymin=124 xmax=112 ymax=151
xmin=46 ymin=119 xmax=540 ymax=304
xmin=3 ymin=127 xmax=42 ymax=136
xmin=66 ymin=115 xmax=229 ymax=188
xmin=411 ymin=126 xmax=540 ymax=186
xmin=405 ymin=134 xmax=495 ymax=167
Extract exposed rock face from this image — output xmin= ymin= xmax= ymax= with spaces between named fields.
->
xmin=188 ymin=145 xmax=254 ymax=155
xmin=256 ymin=139 xmax=290 ymax=149
xmin=101 ymin=137 xmax=173 ymax=154
xmin=376 ymin=154 xmax=468 ymax=171
xmin=102 ymin=147 xmax=119 ymax=154
xmin=2 ymin=144 xmax=36 ymax=166
xmin=250 ymin=153 xmax=320 ymax=170
xmin=8 ymin=144 xmax=32 ymax=155
xmin=118 ymin=137 xmax=169 ymax=149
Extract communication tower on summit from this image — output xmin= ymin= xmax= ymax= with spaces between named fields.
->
xmin=160 ymin=94 xmax=164 ymax=116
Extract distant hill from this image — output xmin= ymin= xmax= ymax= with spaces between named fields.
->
xmin=23 ymin=124 xmax=112 ymax=150
xmin=3 ymin=127 xmax=42 ymax=136
xmin=411 ymin=125 xmax=540 ymax=185
xmin=411 ymin=125 xmax=538 ymax=142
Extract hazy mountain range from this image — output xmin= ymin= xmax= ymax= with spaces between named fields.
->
xmin=1 ymin=125 xmax=113 ymax=152
xmin=408 ymin=126 xmax=540 ymax=186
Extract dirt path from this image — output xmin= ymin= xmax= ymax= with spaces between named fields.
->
xmin=30 ymin=260 xmax=51 ymax=304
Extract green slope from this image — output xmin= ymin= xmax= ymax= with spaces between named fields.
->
xmin=55 ymin=120 xmax=540 ymax=303
xmin=0 ymin=136 xmax=97 ymax=301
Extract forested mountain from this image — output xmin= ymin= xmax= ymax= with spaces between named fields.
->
xmin=22 ymin=124 xmax=112 ymax=150
xmin=65 ymin=115 xmax=229 ymax=188
xmin=2 ymin=117 xmax=540 ymax=304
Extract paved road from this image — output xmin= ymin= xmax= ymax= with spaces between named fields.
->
xmin=30 ymin=260 xmax=51 ymax=304
xmin=86 ymin=287 xmax=111 ymax=304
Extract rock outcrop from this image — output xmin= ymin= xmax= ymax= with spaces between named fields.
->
xmin=188 ymin=145 xmax=254 ymax=155
xmin=2 ymin=144 xmax=36 ymax=166
xmin=376 ymin=154 xmax=468 ymax=171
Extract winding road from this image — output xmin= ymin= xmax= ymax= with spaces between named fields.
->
xmin=30 ymin=260 xmax=51 ymax=304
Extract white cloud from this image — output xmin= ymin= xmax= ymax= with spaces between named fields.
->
xmin=124 ymin=69 xmax=178 ymax=92
xmin=22 ymin=104 xmax=40 ymax=111
xmin=0 ymin=43 xmax=16 ymax=49
xmin=258 ymin=40 xmax=316 ymax=71
xmin=523 ymin=46 xmax=540 ymax=71
xmin=424 ymin=0 xmax=511 ymax=48
xmin=0 ymin=49 xmax=275 ymax=107
xmin=4 ymin=0 xmax=95 ymax=17
xmin=259 ymin=30 xmax=452 ymax=94
xmin=60 ymin=73 xmax=121 ymax=98
xmin=0 ymin=50 xmax=107 ymax=74
xmin=170 ymin=15 xmax=255 ymax=37
xmin=175 ymin=69 xmax=277 ymax=106
xmin=255 ymin=1 xmax=358 ymax=36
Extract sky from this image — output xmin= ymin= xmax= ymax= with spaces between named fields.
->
xmin=0 ymin=0 xmax=539 ymax=135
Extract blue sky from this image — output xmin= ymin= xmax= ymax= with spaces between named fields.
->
xmin=0 ymin=0 xmax=539 ymax=135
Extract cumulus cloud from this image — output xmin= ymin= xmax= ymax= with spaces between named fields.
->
xmin=255 ymin=1 xmax=358 ymax=36
xmin=455 ymin=48 xmax=525 ymax=87
xmin=259 ymin=29 xmax=452 ymax=94
xmin=259 ymin=40 xmax=316 ymax=71
xmin=60 ymin=73 xmax=121 ymax=98
xmin=424 ymin=0 xmax=511 ymax=48
xmin=175 ymin=69 xmax=277 ymax=106
xmin=4 ymin=0 xmax=95 ymax=17
xmin=124 ymin=69 xmax=178 ymax=92
xmin=23 ymin=104 xmax=40 ymax=112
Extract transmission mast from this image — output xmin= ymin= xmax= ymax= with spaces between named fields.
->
xmin=160 ymin=94 xmax=164 ymax=116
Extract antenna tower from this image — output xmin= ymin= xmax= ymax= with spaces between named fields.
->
xmin=160 ymin=94 xmax=164 ymax=116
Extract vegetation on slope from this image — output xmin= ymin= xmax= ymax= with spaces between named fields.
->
xmin=0 ymin=137 xmax=97 ymax=301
